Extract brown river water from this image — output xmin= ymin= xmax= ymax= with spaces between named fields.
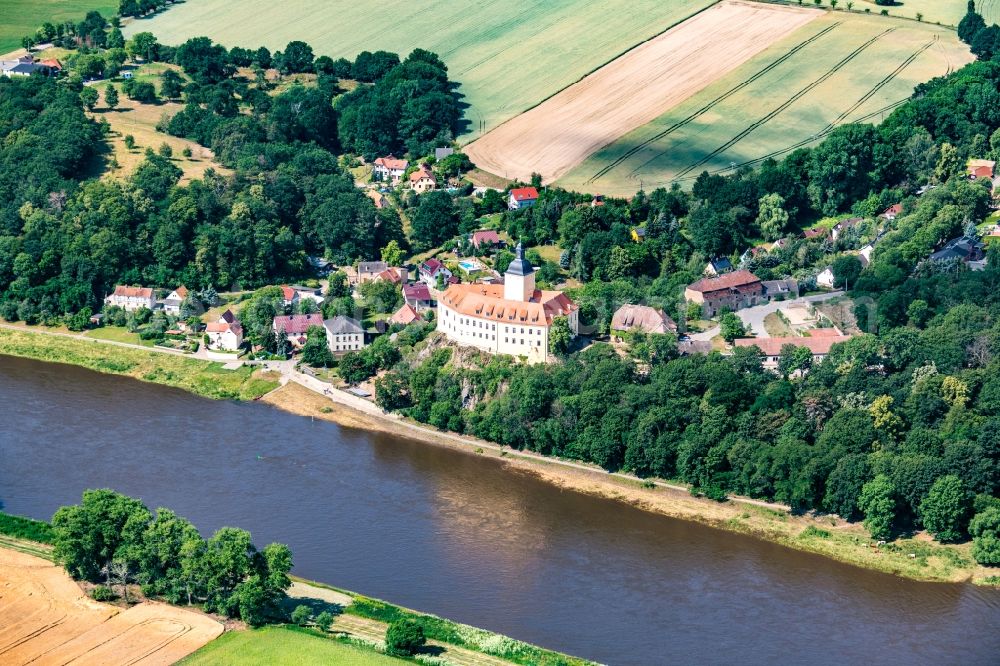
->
xmin=1 ymin=355 xmax=998 ymax=665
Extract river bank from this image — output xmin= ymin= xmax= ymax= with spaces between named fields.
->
xmin=1 ymin=325 xmax=997 ymax=588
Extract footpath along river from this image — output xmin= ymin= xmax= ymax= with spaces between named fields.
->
xmin=1 ymin=355 xmax=998 ymax=665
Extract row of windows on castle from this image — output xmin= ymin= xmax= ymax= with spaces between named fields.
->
xmin=442 ymin=311 xmax=543 ymax=346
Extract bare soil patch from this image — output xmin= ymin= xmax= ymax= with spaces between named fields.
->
xmin=464 ymin=1 xmax=818 ymax=183
xmin=0 ymin=548 xmax=223 ymax=666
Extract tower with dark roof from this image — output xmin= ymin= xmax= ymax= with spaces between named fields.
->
xmin=504 ymin=242 xmax=535 ymax=302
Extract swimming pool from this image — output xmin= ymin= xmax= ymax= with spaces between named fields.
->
xmin=458 ymin=259 xmax=483 ymax=271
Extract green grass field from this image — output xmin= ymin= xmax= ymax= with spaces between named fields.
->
xmin=558 ymin=13 xmax=972 ymax=195
xmin=179 ymin=627 xmax=406 ymax=666
xmin=123 ymin=0 xmax=716 ymax=138
xmin=0 ymin=0 xmax=118 ymax=54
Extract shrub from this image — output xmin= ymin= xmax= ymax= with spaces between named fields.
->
xmin=291 ymin=604 xmax=311 ymax=626
xmin=385 ymin=619 xmax=426 ymax=656
xmin=90 ymin=585 xmax=117 ymax=601
xmin=315 ymin=610 xmax=334 ymax=632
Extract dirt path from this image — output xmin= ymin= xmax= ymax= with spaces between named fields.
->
xmin=0 ymin=548 xmax=223 ymax=666
xmin=464 ymin=1 xmax=818 ymax=183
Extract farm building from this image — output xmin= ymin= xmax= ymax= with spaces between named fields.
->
xmin=436 ymin=243 xmax=578 ymax=364
xmin=508 ymin=187 xmax=539 ymax=210
xmin=610 ymin=304 xmax=677 ymax=340
xmin=684 ymin=270 xmax=764 ymax=318
xmin=373 ymin=155 xmax=408 ymax=183
xmin=105 ymin=285 xmax=156 ymax=311
xmin=1 ymin=55 xmax=60 ymax=77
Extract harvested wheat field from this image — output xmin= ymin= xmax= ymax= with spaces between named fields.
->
xmin=0 ymin=548 xmax=223 ymax=666
xmin=463 ymin=1 xmax=818 ymax=184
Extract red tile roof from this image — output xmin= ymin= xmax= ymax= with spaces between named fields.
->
xmin=272 ymin=313 xmax=323 ymax=335
xmin=409 ymin=165 xmax=435 ymax=183
xmin=374 ymin=155 xmax=408 ymax=171
xmin=509 ymin=187 xmax=539 ymax=202
xmin=439 ymin=283 xmax=576 ymax=325
xmin=883 ymin=204 xmax=902 ymax=216
xmin=403 ymin=283 xmax=432 ymax=301
xmin=421 ymin=258 xmax=445 ymax=275
xmin=280 ymin=285 xmax=297 ymax=301
xmin=686 ymin=270 xmax=761 ymax=294
xmin=734 ymin=334 xmax=852 ymax=356
xmin=390 ymin=303 xmax=421 ymax=325
xmin=471 ymin=230 xmax=501 ymax=247
xmin=112 ymin=285 xmax=153 ymax=298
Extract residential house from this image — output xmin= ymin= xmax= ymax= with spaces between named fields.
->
xmin=470 ymin=229 xmax=502 ymax=251
xmin=831 ymin=217 xmax=862 ymax=241
xmin=409 ymin=164 xmax=437 ymax=193
xmin=105 ymin=285 xmax=155 ymax=311
xmin=272 ymin=313 xmax=324 ymax=347
xmin=762 ymin=279 xmax=798 ymax=299
xmin=367 ymin=190 xmax=389 ymax=209
xmin=591 ymin=194 xmax=605 ymax=207
xmin=968 ymin=158 xmax=995 ymax=181
xmin=704 ymin=257 xmax=733 ymax=276
xmin=390 ymin=303 xmax=421 ymax=326
xmin=374 ymin=267 xmax=407 ymax=284
xmin=403 ymin=282 xmax=434 ymax=310
xmin=162 ymin=286 xmax=189 ymax=315
xmin=734 ymin=333 xmax=853 ymax=371
xmin=435 ymin=147 xmax=454 ymax=160
xmin=802 ymin=227 xmax=829 ymax=241
xmin=324 ymin=316 xmax=365 ymax=353
xmin=1 ymin=55 xmax=59 ymax=77
xmin=610 ymin=304 xmax=677 ymax=340
xmin=631 ymin=226 xmax=646 ymax=243
xmin=205 ymin=310 xmax=243 ymax=351
xmin=436 ymin=243 xmax=578 ymax=364
xmin=358 ymin=261 xmax=389 ymax=283
xmin=292 ymin=285 xmax=324 ymax=304
xmin=816 ymin=266 xmax=836 ymax=289
xmin=373 ymin=155 xmax=408 ymax=184
xmin=419 ymin=258 xmax=452 ymax=286
xmin=508 ymin=186 xmax=539 ymax=210
xmin=929 ymin=236 xmax=986 ymax=267
xmin=684 ymin=270 xmax=764 ymax=317
xmin=881 ymin=204 xmax=902 ymax=221
xmin=279 ymin=285 xmax=299 ymax=307
xmin=739 ymin=244 xmax=770 ymax=265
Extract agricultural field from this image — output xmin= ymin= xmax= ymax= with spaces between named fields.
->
xmin=465 ymin=1 xmax=818 ymax=183
xmin=123 ymin=0 xmax=717 ymax=138
xmin=852 ymin=0 xmax=1000 ymax=26
xmin=0 ymin=0 xmax=117 ymax=54
xmin=557 ymin=11 xmax=973 ymax=195
xmin=0 ymin=547 xmax=223 ymax=665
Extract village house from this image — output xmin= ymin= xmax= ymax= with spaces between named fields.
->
xmin=409 ymin=164 xmax=437 ymax=193
xmin=704 ymin=257 xmax=733 ymax=276
xmin=739 ymin=244 xmax=770 ymax=265
xmin=105 ymin=285 xmax=156 ymax=312
xmin=470 ymin=229 xmax=502 ymax=251
xmin=435 ymin=147 xmax=454 ymax=160
xmin=802 ymin=227 xmax=829 ymax=241
xmin=684 ymin=270 xmax=764 ymax=318
xmin=762 ymin=279 xmax=798 ymax=299
xmin=816 ymin=266 xmax=836 ymax=289
xmin=390 ymin=303 xmax=421 ymax=326
xmin=437 ymin=243 xmax=578 ymax=364
xmin=631 ymin=226 xmax=646 ymax=243
xmin=279 ymin=285 xmax=299 ymax=307
xmin=162 ymin=286 xmax=189 ymax=315
xmin=374 ymin=267 xmax=407 ymax=284
xmin=968 ymin=158 xmax=995 ymax=181
xmin=357 ymin=261 xmax=389 ymax=284
xmin=591 ymin=194 xmax=605 ymax=208
xmin=610 ymin=304 xmax=677 ymax=341
xmin=419 ymin=258 xmax=452 ymax=286
xmin=291 ymin=284 xmax=324 ymax=304
xmin=881 ymin=204 xmax=903 ymax=221
xmin=367 ymin=190 xmax=389 ymax=209
xmin=373 ymin=155 xmax=408 ymax=184
xmin=734 ymin=330 xmax=853 ymax=370
xmin=1 ymin=55 xmax=60 ymax=77
xmin=272 ymin=313 xmax=324 ymax=347
xmin=508 ymin=186 xmax=539 ymax=210
xmin=324 ymin=315 xmax=365 ymax=353
xmin=831 ymin=217 xmax=862 ymax=241
xmin=205 ymin=310 xmax=243 ymax=351
xmin=929 ymin=236 xmax=986 ymax=267
xmin=403 ymin=282 xmax=434 ymax=310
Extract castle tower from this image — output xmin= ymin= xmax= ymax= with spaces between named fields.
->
xmin=504 ymin=242 xmax=535 ymax=302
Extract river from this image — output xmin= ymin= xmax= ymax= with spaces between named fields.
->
xmin=1 ymin=355 xmax=998 ymax=665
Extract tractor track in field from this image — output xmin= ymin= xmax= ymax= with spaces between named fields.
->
xmin=584 ymin=21 xmax=842 ymax=184
xmin=666 ymin=26 xmax=897 ymax=181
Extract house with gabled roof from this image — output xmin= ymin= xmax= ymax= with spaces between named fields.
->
xmin=105 ymin=285 xmax=156 ymax=312
xmin=358 ymin=261 xmax=389 ymax=284
xmin=324 ymin=315 xmax=365 ymax=353
xmin=610 ymin=304 xmax=676 ymax=340
xmin=163 ymin=286 xmax=190 ymax=315
xmin=684 ymin=270 xmax=764 ymax=318
xmin=403 ymin=282 xmax=434 ymax=310
xmin=373 ymin=155 xmax=408 ymax=184
xmin=419 ymin=258 xmax=452 ymax=286
xmin=409 ymin=164 xmax=436 ymax=193
xmin=470 ymin=229 xmax=502 ymax=250
xmin=206 ymin=310 xmax=243 ymax=351
xmin=273 ymin=313 xmax=324 ymax=347
xmin=508 ymin=186 xmax=539 ymax=210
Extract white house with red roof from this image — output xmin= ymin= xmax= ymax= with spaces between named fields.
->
xmin=206 ymin=309 xmax=243 ymax=351
xmin=279 ymin=285 xmax=299 ymax=307
xmin=272 ymin=313 xmax=324 ymax=347
xmin=470 ymin=229 xmax=502 ymax=250
xmin=163 ymin=286 xmax=190 ymax=315
xmin=508 ymin=186 xmax=539 ymax=210
xmin=390 ymin=303 xmax=421 ymax=325
xmin=403 ymin=282 xmax=434 ymax=311
xmin=373 ymin=155 xmax=409 ymax=184
xmin=881 ymin=204 xmax=903 ymax=221
xmin=409 ymin=164 xmax=437 ymax=193
xmin=105 ymin=285 xmax=156 ymax=311
xmin=419 ymin=258 xmax=452 ymax=286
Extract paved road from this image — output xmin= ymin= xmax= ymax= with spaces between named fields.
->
xmin=736 ymin=291 xmax=844 ymax=338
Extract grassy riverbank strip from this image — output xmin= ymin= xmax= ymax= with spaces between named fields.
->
xmin=0 ymin=327 xmax=278 ymax=400
xmin=2 ymin=325 xmax=997 ymax=587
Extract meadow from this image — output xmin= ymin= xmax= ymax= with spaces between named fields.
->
xmin=123 ymin=0 xmax=716 ymax=138
xmin=179 ymin=626 xmax=407 ymax=666
xmin=0 ymin=0 xmax=118 ymax=54
xmin=557 ymin=12 xmax=972 ymax=195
